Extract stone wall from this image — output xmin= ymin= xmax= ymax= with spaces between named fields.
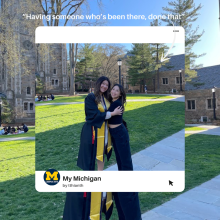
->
xmin=185 ymin=88 xmax=220 ymax=123
xmin=126 ymin=70 xmax=185 ymax=93
xmin=151 ymin=70 xmax=185 ymax=93
xmin=0 ymin=31 xmax=36 ymax=124
xmin=39 ymin=44 xmax=69 ymax=94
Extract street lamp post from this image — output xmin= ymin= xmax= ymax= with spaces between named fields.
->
xmin=121 ymin=75 xmax=124 ymax=87
xmin=179 ymin=69 xmax=182 ymax=92
xmin=117 ymin=58 xmax=122 ymax=85
xmin=212 ymin=87 xmax=217 ymax=120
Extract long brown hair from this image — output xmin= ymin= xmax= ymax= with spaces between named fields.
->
xmin=109 ymin=84 xmax=126 ymax=109
xmin=94 ymin=76 xmax=111 ymax=104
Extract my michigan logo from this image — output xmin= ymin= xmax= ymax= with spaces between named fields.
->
xmin=44 ymin=169 xmax=60 ymax=186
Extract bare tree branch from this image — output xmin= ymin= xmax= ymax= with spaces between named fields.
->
xmin=63 ymin=1 xmax=84 ymax=26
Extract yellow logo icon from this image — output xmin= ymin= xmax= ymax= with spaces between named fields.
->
xmin=45 ymin=171 xmax=59 ymax=180
xmin=44 ymin=169 xmax=60 ymax=185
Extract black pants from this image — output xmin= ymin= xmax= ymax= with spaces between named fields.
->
xmin=109 ymin=123 xmax=133 ymax=171
xmin=113 ymin=192 xmax=142 ymax=220
xmin=110 ymin=124 xmax=141 ymax=219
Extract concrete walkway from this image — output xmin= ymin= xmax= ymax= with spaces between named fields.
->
xmin=185 ymin=125 xmax=220 ymax=136
xmin=126 ymin=97 xmax=184 ymax=102
xmin=142 ymin=175 xmax=220 ymax=220
xmin=141 ymin=125 xmax=220 ymax=219
xmin=167 ymin=96 xmax=185 ymax=102
xmin=35 ymin=95 xmax=185 ymax=106
xmin=105 ymin=129 xmax=185 ymax=171
xmin=35 ymin=102 xmax=83 ymax=106
xmin=185 ymin=124 xmax=219 ymax=129
xmin=0 ymin=137 xmax=35 ymax=142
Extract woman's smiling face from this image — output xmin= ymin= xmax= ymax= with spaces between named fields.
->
xmin=111 ymin=85 xmax=121 ymax=100
xmin=100 ymin=80 xmax=109 ymax=93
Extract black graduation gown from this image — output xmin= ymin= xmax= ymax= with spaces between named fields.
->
xmin=77 ymin=93 xmax=112 ymax=171
xmin=63 ymin=192 xmax=113 ymax=220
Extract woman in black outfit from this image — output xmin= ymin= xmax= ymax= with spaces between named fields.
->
xmin=108 ymin=84 xmax=142 ymax=220
xmin=108 ymin=84 xmax=133 ymax=171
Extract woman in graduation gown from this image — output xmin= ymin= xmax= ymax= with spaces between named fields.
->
xmin=63 ymin=192 xmax=113 ymax=220
xmin=63 ymin=76 xmax=122 ymax=220
xmin=77 ymin=76 xmax=122 ymax=171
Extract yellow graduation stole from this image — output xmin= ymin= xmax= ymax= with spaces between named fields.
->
xmin=94 ymin=97 xmax=112 ymax=162
xmin=90 ymin=192 xmax=113 ymax=220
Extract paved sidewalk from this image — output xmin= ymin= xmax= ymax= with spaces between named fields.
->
xmin=35 ymin=102 xmax=83 ymax=106
xmin=167 ymin=96 xmax=185 ymax=102
xmin=36 ymin=96 xmax=185 ymax=106
xmin=127 ymin=97 xmax=184 ymax=102
xmin=185 ymin=125 xmax=220 ymax=136
xmin=142 ymin=175 xmax=220 ymax=220
xmin=185 ymin=124 xmax=219 ymax=129
xmin=0 ymin=137 xmax=35 ymax=142
xmin=105 ymin=129 xmax=185 ymax=171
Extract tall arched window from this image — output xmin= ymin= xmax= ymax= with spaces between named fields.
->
xmin=27 ymin=87 xmax=31 ymax=95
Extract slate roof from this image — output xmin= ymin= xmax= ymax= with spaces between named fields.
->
xmin=123 ymin=53 xmax=135 ymax=59
xmin=185 ymin=65 xmax=220 ymax=91
xmin=123 ymin=53 xmax=185 ymax=72
xmin=159 ymin=54 xmax=185 ymax=71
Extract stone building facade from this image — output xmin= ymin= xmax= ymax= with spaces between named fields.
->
xmin=125 ymin=54 xmax=185 ymax=93
xmin=0 ymin=0 xmax=68 ymax=124
xmin=0 ymin=0 xmax=36 ymax=124
xmin=185 ymin=65 xmax=220 ymax=124
xmin=37 ymin=44 xmax=68 ymax=94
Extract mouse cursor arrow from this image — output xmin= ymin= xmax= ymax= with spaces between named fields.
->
xmin=169 ymin=180 xmax=173 ymax=186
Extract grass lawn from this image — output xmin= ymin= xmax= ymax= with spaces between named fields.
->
xmin=0 ymin=127 xmax=35 ymax=139
xmin=35 ymin=94 xmax=174 ymax=104
xmin=185 ymin=126 xmax=207 ymax=131
xmin=0 ymin=140 xmax=35 ymax=181
xmin=1 ymin=134 xmax=220 ymax=219
xmin=35 ymin=101 xmax=184 ymax=170
xmin=126 ymin=94 xmax=174 ymax=99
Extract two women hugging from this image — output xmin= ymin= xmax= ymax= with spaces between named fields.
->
xmin=63 ymin=76 xmax=142 ymax=220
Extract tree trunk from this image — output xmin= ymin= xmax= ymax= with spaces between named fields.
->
xmin=69 ymin=43 xmax=78 ymax=95
xmin=157 ymin=44 xmax=160 ymax=91
xmin=73 ymin=43 xmax=78 ymax=95
xmin=69 ymin=43 xmax=74 ymax=95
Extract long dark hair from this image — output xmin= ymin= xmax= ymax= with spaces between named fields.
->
xmin=109 ymin=84 xmax=126 ymax=109
xmin=94 ymin=76 xmax=111 ymax=104
xmin=110 ymin=84 xmax=128 ymax=131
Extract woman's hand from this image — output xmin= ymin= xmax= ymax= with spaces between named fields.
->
xmin=112 ymin=106 xmax=123 ymax=116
